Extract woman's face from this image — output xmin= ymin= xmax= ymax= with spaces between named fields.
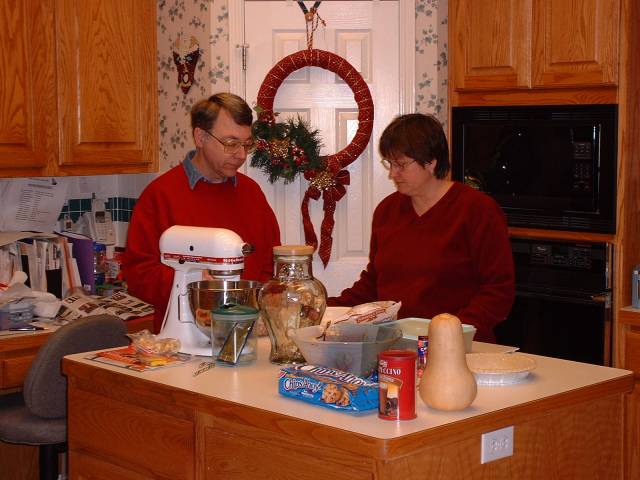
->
xmin=386 ymin=154 xmax=436 ymax=197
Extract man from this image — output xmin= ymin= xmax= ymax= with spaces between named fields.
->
xmin=122 ymin=93 xmax=280 ymax=332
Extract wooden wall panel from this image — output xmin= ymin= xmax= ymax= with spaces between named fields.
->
xmin=376 ymin=394 xmax=623 ymax=480
xmin=68 ymin=388 xmax=195 ymax=479
xmin=0 ymin=0 xmax=57 ymax=176
xmin=532 ymin=0 xmax=619 ymax=87
xmin=71 ymin=451 xmax=157 ymax=480
xmin=452 ymin=0 xmax=531 ymax=91
xmin=55 ymin=0 xmax=157 ymax=173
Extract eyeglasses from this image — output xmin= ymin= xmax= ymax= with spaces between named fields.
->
xmin=203 ymin=130 xmax=256 ymax=154
xmin=380 ymin=158 xmax=416 ymax=171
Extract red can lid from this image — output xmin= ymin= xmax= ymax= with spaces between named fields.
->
xmin=378 ymin=349 xmax=417 ymax=360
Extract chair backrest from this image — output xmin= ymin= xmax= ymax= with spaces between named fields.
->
xmin=23 ymin=314 xmax=129 ymax=419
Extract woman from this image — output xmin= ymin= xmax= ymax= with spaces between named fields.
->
xmin=328 ymin=113 xmax=515 ymax=342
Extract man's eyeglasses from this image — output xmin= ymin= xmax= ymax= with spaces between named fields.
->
xmin=203 ymin=130 xmax=256 ymax=154
xmin=380 ymin=158 xmax=416 ymax=171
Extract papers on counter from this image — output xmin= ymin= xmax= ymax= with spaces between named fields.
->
xmin=0 ymin=232 xmax=82 ymax=299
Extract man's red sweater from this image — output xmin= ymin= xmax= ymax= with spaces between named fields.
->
xmin=328 ymin=182 xmax=515 ymax=342
xmin=122 ymin=165 xmax=280 ymax=332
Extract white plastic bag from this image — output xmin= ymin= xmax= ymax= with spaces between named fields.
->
xmin=333 ymin=301 xmax=401 ymax=325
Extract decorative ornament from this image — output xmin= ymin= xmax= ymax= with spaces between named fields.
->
xmin=172 ymin=35 xmax=200 ymax=94
xmin=254 ymin=47 xmax=373 ymax=267
xmin=251 ymin=111 xmax=323 ymax=183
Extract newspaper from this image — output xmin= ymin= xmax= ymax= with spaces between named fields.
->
xmin=55 ymin=291 xmax=154 ymax=323
xmin=86 ymin=345 xmax=192 ymax=372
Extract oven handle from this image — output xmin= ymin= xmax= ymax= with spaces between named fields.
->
xmin=590 ymin=293 xmax=611 ymax=305
xmin=515 ymin=289 xmax=611 ymax=307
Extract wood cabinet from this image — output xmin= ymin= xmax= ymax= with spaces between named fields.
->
xmin=0 ymin=0 xmax=158 ymax=178
xmin=452 ymin=0 xmax=619 ymax=93
xmin=452 ymin=0 xmax=532 ymax=91
xmin=62 ymin=352 xmax=633 ymax=480
xmin=532 ymin=0 xmax=619 ymax=88
xmin=0 ymin=331 xmax=51 ymax=393
xmin=619 ymin=308 xmax=640 ymax=480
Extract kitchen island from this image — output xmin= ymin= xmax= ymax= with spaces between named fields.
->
xmin=62 ymin=338 xmax=634 ymax=479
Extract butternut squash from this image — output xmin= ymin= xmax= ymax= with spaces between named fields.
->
xmin=419 ymin=313 xmax=477 ymax=411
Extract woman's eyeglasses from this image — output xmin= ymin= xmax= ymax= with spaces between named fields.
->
xmin=380 ymin=158 xmax=416 ymax=171
xmin=203 ymin=130 xmax=256 ymax=154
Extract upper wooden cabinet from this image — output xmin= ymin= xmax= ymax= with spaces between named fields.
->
xmin=452 ymin=0 xmax=620 ymax=92
xmin=0 ymin=0 xmax=158 ymax=177
xmin=0 ymin=0 xmax=58 ymax=177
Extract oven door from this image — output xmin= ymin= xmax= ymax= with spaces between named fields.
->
xmin=494 ymin=288 xmax=612 ymax=366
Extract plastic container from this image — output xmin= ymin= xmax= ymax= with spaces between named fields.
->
xmin=0 ymin=300 xmax=35 ymax=330
xmin=259 ymin=245 xmax=327 ymax=364
xmin=211 ymin=303 xmax=258 ymax=365
xmin=289 ymin=323 xmax=402 ymax=377
xmin=386 ymin=317 xmax=477 ymax=353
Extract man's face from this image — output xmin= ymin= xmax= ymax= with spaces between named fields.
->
xmin=193 ymin=108 xmax=253 ymax=181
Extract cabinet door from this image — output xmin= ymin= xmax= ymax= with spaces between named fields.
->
xmin=532 ymin=0 xmax=619 ymax=87
xmin=0 ymin=0 xmax=58 ymax=177
xmin=55 ymin=0 xmax=157 ymax=175
xmin=452 ymin=0 xmax=532 ymax=91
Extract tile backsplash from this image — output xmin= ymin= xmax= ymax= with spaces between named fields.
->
xmin=59 ymin=197 xmax=137 ymax=223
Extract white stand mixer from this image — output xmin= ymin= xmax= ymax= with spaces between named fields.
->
xmin=158 ymin=225 xmax=252 ymax=356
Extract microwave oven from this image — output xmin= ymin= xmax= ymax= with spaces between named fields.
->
xmin=451 ymin=104 xmax=617 ymax=233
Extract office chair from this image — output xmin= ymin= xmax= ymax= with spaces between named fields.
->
xmin=0 ymin=314 xmax=129 ymax=480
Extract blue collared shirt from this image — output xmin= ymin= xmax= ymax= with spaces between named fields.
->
xmin=182 ymin=150 xmax=238 ymax=190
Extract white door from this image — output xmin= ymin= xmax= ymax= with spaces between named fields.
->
xmin=229 ymin=0 xmax=414 ymax=296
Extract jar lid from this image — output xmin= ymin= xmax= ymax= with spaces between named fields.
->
xmin=211 ymin=303 xmax=258 ymax=320
xmin=273 ymin=245 xmax=314 ymax=256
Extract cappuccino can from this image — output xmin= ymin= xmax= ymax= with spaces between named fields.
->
xmin=377 ymin=349 xmax=417 ymax=420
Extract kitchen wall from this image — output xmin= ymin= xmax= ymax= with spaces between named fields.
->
xmin=0 ymin=0 xmax=447 ymax=246
xmin=156 ymin=0 xmax=448 ymax=171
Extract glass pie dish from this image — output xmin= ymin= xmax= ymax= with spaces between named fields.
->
xmin=466 ymin=352 xmax=536 ymax=386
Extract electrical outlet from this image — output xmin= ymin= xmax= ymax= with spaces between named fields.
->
xmin=480 ymin=426 xmax=514 ymax=464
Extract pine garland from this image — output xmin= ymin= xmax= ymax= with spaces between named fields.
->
xmin=251 ymin=110 xmax=324 ymax=184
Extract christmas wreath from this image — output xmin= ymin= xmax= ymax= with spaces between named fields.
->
xmin=253 ymin=48 xmax=374 ymax=267
xmin=251 ymin=2 xmax=374 ymax=267
xmin=251 ymin=109 xmax=323 ymax=184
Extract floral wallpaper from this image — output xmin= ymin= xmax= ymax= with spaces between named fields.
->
xmin=157 ymin=0 xmax=448 ymax=173
xmin=416 ymin=0 xmax=448 ymax=126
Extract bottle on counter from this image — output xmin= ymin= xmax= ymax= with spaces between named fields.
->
xmin=93 ymin=242 xmax=107 ymax=294
xmin=417 ymin=335 xmax=428 ymax=384
xmin=259 ymin=245 xmax=327 ymax=364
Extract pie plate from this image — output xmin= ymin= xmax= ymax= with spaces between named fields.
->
xmin=466 ymin=352 xmax=536 ymax=386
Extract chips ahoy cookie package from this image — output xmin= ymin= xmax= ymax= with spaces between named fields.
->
xmin=279 ymin=365 xmax=379 ymax=412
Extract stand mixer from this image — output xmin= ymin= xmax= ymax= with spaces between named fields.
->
xmin=158 ymin=225 xmax=253 ymax=356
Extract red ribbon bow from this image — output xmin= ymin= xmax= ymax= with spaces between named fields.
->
xmin=301 ymin=169 xmax=350 ymax=267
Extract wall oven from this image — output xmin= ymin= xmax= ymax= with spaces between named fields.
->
xmin=495 ymin=238 xmax=612 ymax=366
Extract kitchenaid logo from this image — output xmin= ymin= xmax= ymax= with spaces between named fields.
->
xmin=163 ymin=253 xmax=243 ymax=264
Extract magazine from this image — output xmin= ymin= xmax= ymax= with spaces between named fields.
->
xmin=87 ymin=345 xmax=193 ymax=372
xmin=55 ymin=291 xmax=155 ymax=323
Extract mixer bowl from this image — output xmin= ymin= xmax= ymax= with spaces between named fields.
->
xmin=188 ymin=280 xmax=261 ymax=339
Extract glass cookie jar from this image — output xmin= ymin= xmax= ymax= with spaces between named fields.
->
xmin=259 ymin=245 xmax=327 ymax=364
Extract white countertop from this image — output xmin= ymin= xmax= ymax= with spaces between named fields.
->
xmin=65 ymin=337 xmax=632 ymax=440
